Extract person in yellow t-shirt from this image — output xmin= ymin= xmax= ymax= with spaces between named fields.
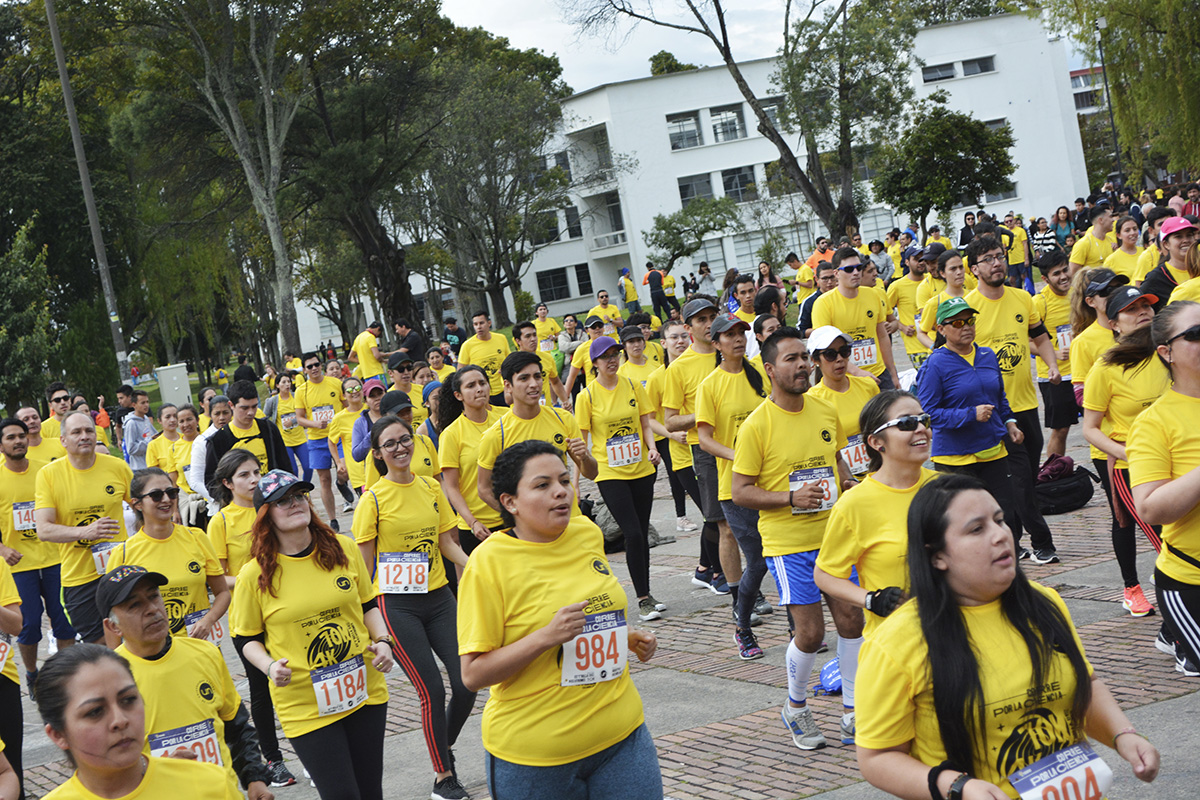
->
xmin=144 ymin=404 xmax=179 ymax=476
xmin=169 ymin=405 xmax=205 ymax=527
xmin=587 ymin=289 xmax=624 ymax=336
xmin=271 ymin=373 xmax=309 ymax=479
xmin=616 ymin=326 xmax=659 ymax=388
xmin=426 ymin=347 xmax=455 ymax=384
xmin=1069 ymin=205 xmax=1115 ymax=271
xmin=230 ymin=469 xmax=394 ymax=795
xmin=294 ymin=353 xmax=345 ymax=528
xmin=359 ymin=391 xmax=440 ymax=491
xmin=886 ymin=253 xmax=931 ymax=367
xmin=34 ymin=411 xmax=133 ymax=644
xmin=644 ymin=320 xmax=702 ymax=535
xmin=41 ymin=381 xmax=72 ymax=440
xmin=0 ymin=418 xmax=73 ymax=688
xmin=197 ymin=386 xmax=217 ymax=433
xmin=1001 ymin=212 xmax=1030 ymax=287
xmin=328 ymin=376 xmax=367 ymax=496
xmin=816 ymin=391 xmax=938 ymax=637
xmin=856 ymin=475 xmax=1158 ymax=800
xmin=15 ymin=406 xmax=66 ymax=464
xmin=513 ymin=321 xmax=571 ymax=408
xmin=576 ymin=335 xmax=662 ymax=619
xmin=353 ymin=416 xmax=471 ymax=797
xmin=917 ymin=250 xmax=973 ymax=352
xmin=731 ymin=274 xmax=757 ymax=327
xmin=457 ymin=442 xmax=660 ymax=796
xmin=730 ymin=327 xmax=859 ymax=749
xmin=349 ymin=322 xmax=389 ymax=383
xmin=618 ymin=268 xmax=641 ymax=313
xmin=532 ymin=303 xmax=562 ymax=352
xmin=1032 ymin=249 xmax=1083 ymax=458
xmin=787 ymin=251 xmax=816 ymax=306
xmin=101 ymin=566 xmax=273 ymax=800
xmin=563 ymin=315 xmax=606 ymax=395
xmin=107 ymin=470 xmax=228 ymax=642
xmin=807 ymin=327 xmax=881 ymax=477
xmin=1103 ymin=214 xmax=1143 ymax=280
xmin=812 ymin=247 xmax=899 ymax=388
xmin=384 ymin=352 xmax=428 ymax=431
xmin=458 ymin=310 xmax=514 ymax=401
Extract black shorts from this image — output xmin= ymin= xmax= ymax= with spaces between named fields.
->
xmin=62 ymin=578 xmax=104 ymax=643
xmin=1039 ymin=380 xmax=1081 ymax=430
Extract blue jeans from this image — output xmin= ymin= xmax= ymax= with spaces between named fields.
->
xmin=287 ymin=443 xmax=313 ymax=481
xmin=13 ymin=565 xmax=75 ymax=645
xmin=720 ymin=500 xmax=767 ymax=629
xmin=485 ymin=723 xmax=662 ymax=800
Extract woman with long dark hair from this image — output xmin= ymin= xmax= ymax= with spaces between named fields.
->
xmin=1051 ymin=206 xmax=1074 ymax=248
xmin=856 ymin=474 xmax=1160 ymax=799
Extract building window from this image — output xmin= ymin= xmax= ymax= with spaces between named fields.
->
xmin=922 ymin=63 xmax=956 ymax=83
xmin=1071 ymin=73 xmax=1097 ymax=89
xmin=984 ymin=118 xmax=1009 ymax=132
xmin=574 ymin=263 xmax=593 ymax=296
xmin=760 ymin=97 xmax=783 ymax=129
xmin=550 ymin=150 xmax=571 ymax=181
xmin=531 ymin=211 xmax=559 ymax=246
xmin=604 ymin=192 xmax=624 ymax=232
xmin=564 ymin=206 xmax=582 ymax=239
xmin=733 ymin=231 xmax=769 ymax=270
xmin=694 ymin=238 xmax=726 ymax=274
xmin=710 ymin=104 xmax=747 ymax=143
xmin=678 ymin=173 xmax=714 ymax=206
xmin=666 ymin=111 xmax=703 ymax=150
xmin=985 ymin=182 xmax=1017 ymax=203
xmin=962 ymin=56 xmax=995 ymax=76
xmin=537 ymin=267 xmax=572 ymax=302
xmin=722 ymin=166 xmax=757 ymax=203
xmin=1074 ymin=90 xmax=1100 ymax=109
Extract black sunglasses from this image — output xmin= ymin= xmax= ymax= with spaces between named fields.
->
xmin=304 ymin=362 xmax=322 ymax=370
xmin=1167 ymin=324 xmax=1200 ymax=345
xmin=839 ymin=264 xmax=863 ymax=273
xmin=871 ymin=413 xmax=933 ymax=436
xmin=138 ymin=487 xmax=181 ymax=502
xmin=817 ymin=344 xmax=853 ymax=361
xmin=51 ymin=395 xmax=70 ymax=403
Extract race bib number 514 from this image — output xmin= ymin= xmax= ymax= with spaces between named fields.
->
xmin=1008 ymin=742 xmax=1113 ymax=800
xmin=561 ymin=610 xmax=627 ymax=686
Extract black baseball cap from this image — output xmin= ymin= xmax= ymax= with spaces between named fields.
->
xmin=618 ymin=325 xmax=645 ymax=343
xmin=681 ymin=297 xmax=717 ymax=322
xmin=380 ymin=390 xmax=412 ymax=416
xmin=1105 ymin=286 xmax=1158 ymax=319
xmin=583 ymin=315 xmax=605 ymax=329
xmin=96 ymin=565 xmax=168 ymax=618
xmin=387 ymin=352 xmax=414 ymax=370
xmin=1084 ymin=269 xmax=1129 ymax=298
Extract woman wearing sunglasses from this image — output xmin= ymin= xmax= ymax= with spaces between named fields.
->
xmin=107 ymin=469 xmax=229 ymax=642
xmin=808 ymin=326 xmax=880 ymax=479
xmin=352 ymin=416 xmax=473 ymax=800
xmin=231 ymin=469 xmax=394 ymax=800
xmin=329 ymin=377 xmax=367 ymax=503
xmin=1129 ymin=300 xmax=1200 ymax=677
xmin=915 ymin=297 xmax=1022 ymax=534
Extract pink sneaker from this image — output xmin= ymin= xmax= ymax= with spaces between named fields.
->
xmin=1123 ymin=585 xmax=1155 ymax=617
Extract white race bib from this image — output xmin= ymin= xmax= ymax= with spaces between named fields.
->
xmin=850 ymin=338 xmax=877 ymax=368
xmin=1056 ymin=324 xmax=1073 ymax=351
xmin=312 ymin=405 xmax=336 ymax=425
xmin=312 ymin=654 xmax=368 ymax=716
xmin=280 ymin=412 xmax=298 ymax=431
xmin=148 ymin=719 xmax=222 ymax=765
xmin=1008 ymin=742 xmax=1113 ymax=800
xmin=12 ymin=500 xmax=35 ymax=531
xmin=539 ymin=339 xmax=554 ymax=352
xmin=561 ymin=610 xmax=627 ymax=687
xmin=789 ymin=466 xmax=837 ymax=514
xmin=0 ymin=633 xmax=11 ymax=674
xmin=840 ymin=435 xmax=870 ymax=475
xmin=91 ymin=542 xmax=119 ymax=575
xmin=184 ymin=609 xmax=227 ymax=645
xmin=378 ymin=551 xmax=429 ymax=594
xmin=605 ymin=434 xmax=641 ymax=467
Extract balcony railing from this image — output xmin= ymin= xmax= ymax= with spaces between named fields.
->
xmin=592 ymin=231 xmax=628 ymax=250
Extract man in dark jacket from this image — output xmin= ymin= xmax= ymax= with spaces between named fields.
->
xmin=203 ymin=380 xmax=292 ymax=490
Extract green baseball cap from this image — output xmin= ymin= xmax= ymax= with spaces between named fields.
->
xmin=936 ymin=297 xmax=978 ymax=324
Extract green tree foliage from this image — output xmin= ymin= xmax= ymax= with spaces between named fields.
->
xmin=643 ymin=197 xmax=742 ymax=272
xmin=0 ymin=219 xmax=51 ymax=411
xmin=871 ymin=101 xmax=1016 ymax=239
xmin=649 ymin=50 xmax=698 ymax=75
xmin=294 ymin=219 xmax=370 ymax=347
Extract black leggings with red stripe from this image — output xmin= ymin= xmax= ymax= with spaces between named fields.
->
xmin=1094 ymin=458 xmax=1162 ymax=587
xmin=382 ymin=587 xmax=477 ymax=774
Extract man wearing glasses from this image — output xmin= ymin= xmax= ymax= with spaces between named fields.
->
xmin=294 ymin=352 xmax=344 ymax=530
xmin=812 ymin=248 xmax=900 ymax=390
xmin=587 ymin=289 xmax=624 ymax=336
xmin=40 ymin=382 xmax=72 ymax=440
xmin=386 ymin=352 xmax=428 ymax=429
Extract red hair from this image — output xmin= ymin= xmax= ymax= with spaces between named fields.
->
xmin=250 ymin=500 xmax=349 ymax=597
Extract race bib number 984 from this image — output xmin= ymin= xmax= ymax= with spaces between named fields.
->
xmin=1008 ymin=742 xmax=1113 ymax=800
xmin=561 ymin=610 xmax=627 ymax=687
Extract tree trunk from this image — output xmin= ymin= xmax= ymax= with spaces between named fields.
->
xmin=834 ymin=49 xmax=861 ymax=240
xmin=341 ymin=202 xmax=424 ymax=338
xmin=486 ymin=283 xmax=511 ymax=328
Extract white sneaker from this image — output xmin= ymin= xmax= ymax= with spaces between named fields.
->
xmin=781 ymin=704 xmax=827 ymax=750
xmin=676 ymin=516 xmax=698 ymax=532
xmin=342 ymin=501 xmax=354 ymax=513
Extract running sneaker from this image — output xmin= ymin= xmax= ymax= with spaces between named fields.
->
xmin=734 ymin=628 xmax=764 ymax=660
xmin=676 ymin=516 xmax=698 ymax=532
xmin=432 ymin=774 xmax=470 ymax=800
xmin=754 ymin=591 xmax=773 ymax=616
xmin=266 ymin=760 xmax=296 ymax=787
xmin=710 ymin=572 xmax=731 ymax=595
xmin=691 ymin=568 xmax=713 ymax=589
xmin=1122 ymin=585 xmax=1155 ymax=617
xmin=1028 ymin=548 xmax=1060 ymax=565
xmin=304 ymin=766 xmax=314 ymax=787
xmin=840 ymin=712 xmax=856 ymax=745
xmin=1155 ymin=630 xmax=1176 ymax=657
xmin=638 ymin=597 xmax=663 ymax=621
xmin=341 ymin=500 xmax=354 ymax=513
xmin=329 ymin=518 xmax=341 ymax=532
xmin=781 ymin=704 xmax=827 ymax=750
xmin=24 ymin=670 xmax=37 ymax=701
xmin=1017 ymin=546 xmax=1032 ymax=560
xmin=816 ymin=641 xmax=829 ymax=654
xmin=732 ymin=605 xmax=762 ymax=627
xmin=1176 ymin=652 xmax=1200 ymax=677
xmin=647 ymin=594 xmax=667 ymax=612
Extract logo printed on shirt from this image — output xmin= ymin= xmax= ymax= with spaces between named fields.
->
xmin=1016 ymin=313 xmax=1024 ymax=323
xmin=553 ymin=433 xmax=565 ymax=445
xmin=335 ymin=576 xmax=352 ymax=592
xmin=821 ymin=429 xmax=832 ymax=443
xmin=187 ymin=561 xmax=201 ymax=574
xmin=591 ymin=558 xmax=610 ymax=576
xmin=197 ymin=681 xmax=215 ymax=702
xmin=106 ymin=484 xmax=116 ymax=495
xmin=994 ymin=342 xmax=1025 ymax=373
xmin=866 ymin=309 xmax=875 ymax=318
xmin=164 ymin=598 xmax=188 ymax=631
xmin=307 ymin=621 xmax=354 ymax=668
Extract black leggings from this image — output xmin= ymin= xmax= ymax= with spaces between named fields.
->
xmin=596 ymin=474 xmax=656 ymax=597
xmin=236 ymin=647 xmax=283 ymax=763
xmin=935 ymin=458 xmax=1018 ymax=535
xmin=382 ymin=587 xmax=477 ymax=774
xmin=1156 ymin=570 xmax=1200 ymax=665
xmin=0 ymin=677 xmax=23 ymax=800
xmin=656 ymin=439 xmax=698 ymax=518
xmin=1094 ymin=459 xmax=1141 ymax=587
xmin=661 ymin=445 xmax=719 ymax=572
xmin=290 ymin=702 xmax=387 ymax=800
xmin=1005 ymin=408 xmax=1054 ymax=551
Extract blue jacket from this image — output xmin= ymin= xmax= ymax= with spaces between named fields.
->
xmin=916 ymin=345 xmax=1012 ymax=458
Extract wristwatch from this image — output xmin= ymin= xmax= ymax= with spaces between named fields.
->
xmin=948 ymin=772 xmax=971 ymax=800
xmin=372 ymin=634 xmax=394 ymax=646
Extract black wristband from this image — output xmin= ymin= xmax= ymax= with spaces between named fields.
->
xmin=927 ymin=761 xmax=957 ymax=800
xmin=948 ymin=772 xmax=971 ymax=800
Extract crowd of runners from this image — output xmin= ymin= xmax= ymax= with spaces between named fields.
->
xmin=2 ymin=188 xmax=1200 ymax=800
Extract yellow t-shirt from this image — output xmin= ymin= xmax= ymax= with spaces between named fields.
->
xmin=794 ymin=264 xmax=816 ymax=305
xmin=0 ymin=560 xmax=20 ymax=684
xmin=646 ymin=365 xmax=690 ymax=469
xmin=533 ymin=318 xmax=562 ymax=351
xmin=328 ymin=408 xmax=365 ymax=490
xmin=734 ymin=306 xmax=756 ymax=326
xmin=170 ymin=437 xmax=197 ymax=494
xmin=34 ymin=454 xmax=133 ymax=587
xmin=620 ymin=275 xmax=638 ymax=303
xmin=1069 ymin=232 xmax=1111 ymax=268
xmin=661 ymin=347 xmax=716 ymax=447
xmin=617 ymin=358 xmax=658 ymax=388
xmin=198 ymin=413 xmax=212 ymax=433
xmin=1128 ymin=389 xmax=1200 ymax=584
xmin=41 ymin=415 xmax=62 ymax=440
xmin=117 ymin=636 xmax=244 ymax=796
xmin=534 ymin=351 xmax=560 ymax=406
xmin=1032 ymin=286 xmax=1074 ymax=380
xmin=887 ymin=276 xmax=931 ymax=356
xmin=918 ymin=290 xmax=962 ymax=336
xmin=1082 ymin=357 xmax=1170 ymax=469
xmin=1104 ymin=247 xmax=1142 ymax=280
xmin=575 ymin=377 xmax=655 ymax=482
xmin=456 ymin=516 xmax=644 ymax=766
xmin=294 ymin=377 xmax=344 ymax=442
xmin=477 ymin=407 xmax=582 ymax=473
xmin=808 ymin=377 xmax=881 ymax=476
xmin=1135 ymin=244 xmax=1161 ymax=283
xmin=27 ymin=436 xmax=66 ymax=463
xmin=0 ymin=459 xmax=59 ymax=571
xmin=458 ymin=334 xmax=513 ymax=395
xmin=812 ymin=289 xmax=888 ymax=377
xmin=351 ymin=330 xmax=385 ymax=378
xmin=362 ymin=432 xmax=439 ymax=491
xmin=663 ymin=274 xmax=678 ymax=298
xmin=42 ymin=756 xmax=238 ymax=800
xmin=353 ymin=475 xmax=456 ymax=594
xmin=696 ymin=368 xmax=767 ymax=501
xmin=964 ymin=287 xmax=1040 ymax=413
xmin=145 ymin=434 xmax=177 ymax=472
xmin=586 ymin=304 xmax=623 ymax=336
xmin=206 ymin=503 xmax=258 ymax=578
xmin=107 ymin=525 xmax=223 ymax=635
xmin=432 ymin=363 xmax=456 ymax=384
xmin=915 ymin=275 xmax=947 ymax=310
xmin=732 ymin=396 xmax=844 ymax=556
xmin=222 ymin=421 xmax=269 ymax=474
xmin=1169 ymin=276 xmax=1200 ymax=304
xmin=644 ymin=340 xmax=665 ymax=368
xmin=275 ymin=394 xmax=306 ymax=447
xmin=230 ymin=535 xmax=388 ymax=737
xmin=438 ymin=408 xmax=504 ymax=530
xmin=1069 ymin=321 xmax=1115 ymax=461
xmin=857 ymin=585 xmax=1091 ymax=798
xmin=406 ymin=385 xmax=428 ymax=429
xmin=1003 ymin=225 xmax=1028 ymax=263
xmin=569 ymin=344 xmax=594 ymax=384
xmin=816 ymin=470 xmax=940 ymax=636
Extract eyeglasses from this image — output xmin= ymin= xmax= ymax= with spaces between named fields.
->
xmin=274 ymin=492 xmax=308 ymax=509
xmin=304 ymin=362 xmax=322 ymax=370
xmin=942 ymin=316 xmax=977 ymax=329
xmin=393 ymin=365 xmax=413 ymax=373
xmin=345 ymin=386 xmax=363 ymax=395
xmin=51 ymin=395 xmax=70 ymax=404
xmin=379 ymin=434 xmax=414 ymax=452
xmin=1167 ymin=324 xmax=1200 ymax=345
xmin=975 ymin=254 xmax=1006 ymax=266
xmin=137 ymin=487 xmax=181 ymax=502
xmin=871 ymin=413 xmax=932 ymax=437
xmin=839 ymin=264 xmax=863 ymax=273
xmin=817 ymin=344 xmax=853 ymax=361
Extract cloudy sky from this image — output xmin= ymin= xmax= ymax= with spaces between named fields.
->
xmin=440 ymin=0 xmax=788 ymax=92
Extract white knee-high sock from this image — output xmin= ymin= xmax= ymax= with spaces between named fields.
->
xmin=786 ymin=639 xmax=818 ymax=706
xmin=838 ymin=636 xmax=864 ymax=709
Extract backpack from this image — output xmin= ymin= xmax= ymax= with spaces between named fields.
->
xmin=1035 ymin=457 xmax=1100 ymax=515
xmin=813 ymin=656 xmax=843 ymax=696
